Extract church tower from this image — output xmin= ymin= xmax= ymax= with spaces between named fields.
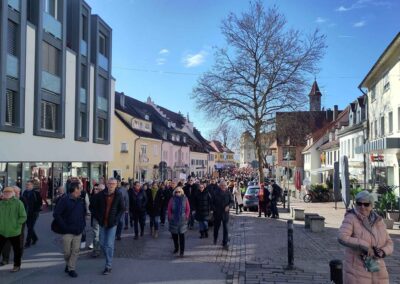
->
xmin=309 ymin=80 xmax=322 ymax=111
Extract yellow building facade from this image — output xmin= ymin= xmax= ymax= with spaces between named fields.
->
xmin=108 ymin=111 xmax=162 ymax=182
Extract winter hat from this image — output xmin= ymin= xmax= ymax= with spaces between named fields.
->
xmin=355 ymin=190 xmax=374 ymax=204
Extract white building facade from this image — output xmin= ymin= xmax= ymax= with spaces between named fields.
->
xmin=356 ymin=33 xmax=400 ymax=195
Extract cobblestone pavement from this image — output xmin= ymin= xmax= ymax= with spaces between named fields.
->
xmin=1 ymin=200 xmax=400 ymax=283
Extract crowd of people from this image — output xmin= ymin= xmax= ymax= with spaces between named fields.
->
xmin=1 ymin=174 xmax=394 ymax=283
xmin=0 ymin=176 xmax=243 ymax=278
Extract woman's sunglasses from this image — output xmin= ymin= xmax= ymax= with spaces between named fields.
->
xmin=356 ymin=202 xmax=370 ymax=207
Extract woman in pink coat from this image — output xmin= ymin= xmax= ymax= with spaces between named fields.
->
xmin=338 ymin=191 xmax=393 ymax=284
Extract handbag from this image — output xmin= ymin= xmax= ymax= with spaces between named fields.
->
xmin=51 ymin=219 xmax=63 ymax=234
xmin=363 ymin=256 xmax=380 ymax=272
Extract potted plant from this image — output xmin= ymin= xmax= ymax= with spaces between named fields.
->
xmin=375 ymin=190 xmax=397 ymax=229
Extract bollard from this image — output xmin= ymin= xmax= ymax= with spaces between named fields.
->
xmin=329 ymin=259 xmax=343 ymax=284
xmin=287 ymin=220 xmax=294 ymax=270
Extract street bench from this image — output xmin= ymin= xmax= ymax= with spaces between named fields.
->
xmin=309 ymin=216 xmax=325 ymax=232
xmin=294 ymin=208 xmax=305 ymax=221
xmin=304 ymin=213 xmax=320 ymax=229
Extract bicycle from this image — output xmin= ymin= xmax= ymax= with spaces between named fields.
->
xmin=303 ymin=189 xmax=330 ymax=203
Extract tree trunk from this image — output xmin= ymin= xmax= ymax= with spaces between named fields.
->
xmin=254 ymin=126 xmax=265 ymax=184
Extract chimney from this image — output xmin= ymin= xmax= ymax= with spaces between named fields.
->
xmin=120 ymin=93 xmax=125 ymax=109
xmin=325 ymin=108 xmax=332 ymax=121
xmin=333 ymin=105 xmax=338 ymax=121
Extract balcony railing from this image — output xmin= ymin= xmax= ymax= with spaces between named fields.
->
xmin=80 ymin=88 xmax=87 ymax=104
xmin=8 ymin=0 xmax=20 ymax=11
xmin=6 ymin=54 xmax=19 ymax=79
xmin=80 ymin=40 xmax=88 ymax=56
xmin=97 ymin=96 xmax=108 ymax=112
xmin=43 ymin=12 xmax=62 ymax=39
xmin=98 ymin=53 xmax=108 ymax=71
xmin=42 ymin=71 xmax=61 ymax=94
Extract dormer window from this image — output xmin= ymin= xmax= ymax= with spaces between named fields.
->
xmin=177 ymin=135 xmax=180 ymax=142
xmin=171 ymin=134 xmax=175 ymax=141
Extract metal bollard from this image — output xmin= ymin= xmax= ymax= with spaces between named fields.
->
xmin=329 ymin=259 xmax=343 ymax=284
xmin=287 ymin=220 xmax=294 ymax=270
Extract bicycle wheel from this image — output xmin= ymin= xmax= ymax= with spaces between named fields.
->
xmin=303 ymin=194 xmax=312 ymax=203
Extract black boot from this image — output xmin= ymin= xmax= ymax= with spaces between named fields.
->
xmin=204 ymin=230 xmax=209 ymax=238
xmin=199 ymin=231 xmax=204 ymax=239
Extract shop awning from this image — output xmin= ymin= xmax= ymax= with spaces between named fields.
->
xmin=310 ymin=167 xmax=334 ymax=174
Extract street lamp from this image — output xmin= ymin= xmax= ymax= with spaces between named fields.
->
xmin=285 ymin=152 xmax=291 ymax=212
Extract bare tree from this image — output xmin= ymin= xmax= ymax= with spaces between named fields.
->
xmin=191 ymin=1 xmax=326 ymax=183
xmin=208 ymin=121 xmax=239 ymax=150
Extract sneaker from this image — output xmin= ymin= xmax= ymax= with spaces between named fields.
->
xmin=88 ymin=244 xmax=94 ymax=250
xmin=68 ymin=270 xmax=78 ymax=278
xmin=102 ymin=268 xmax=112 ymax=275
xmin=10 ymin=266 xmax=20 ymax=273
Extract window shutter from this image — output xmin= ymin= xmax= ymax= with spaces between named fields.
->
xmin=7 ymin=20 xmax=18 ymax=56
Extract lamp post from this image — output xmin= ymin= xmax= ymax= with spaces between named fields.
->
xmin=285 ymin=152 xmax=291 ymax=211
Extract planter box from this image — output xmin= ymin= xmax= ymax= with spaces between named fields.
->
xmin=294 ymin=209 xmax=305 ymax=221
xmin=387 ymin=211 xmax=399 ymax=221
xmin=305 ymin=213 xmax=320 ymax=229
xmin=309 ymin=216 xmax=325 ymax=232
xmin=383 ymin=218 xmax=394 ymax=229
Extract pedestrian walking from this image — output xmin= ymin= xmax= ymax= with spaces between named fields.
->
xmin=160 ymin=181 xmax=172 ymax=226
xmin=116 ymin=182 xmax=130 ymax=240
xmin=90 ymin=177 xmax=125 ymax=275
xmin=233 ymin=182 xmax=243 ymax=214
xmin=183 ymin=178 xmax=198 ymax=230
xmin=0 ymin=187 xmax=27 ymax=272
xmin=270 ymin=180 xmax=281 ymax=219
xmin=194 ymin=182 xmax=212 ymax=238
xmin=1 ymin=186 xmax=27 ymax=267
xmin=147 ymin=182 xmax=163 ymax=238
xmin=258 ymin=183 xmax=270 ymax=217
xmin=239 ymin=182 xmax=246 ymax=199
xmin=53 ymin=182 xmax=86 ymax=278
xmin=212 ymin=181 xmax=234 ymax=250
xmin=128 ymin=181 xmax=147 ymax=239
xmin=89 ymin=184 xmax=104 ymax=257
xmin=22 ymin=180 xmax=42 ymax=248
xmin=168 ymin=187 xmax=190 ymax=257
xmin=338 ymin=191 xmax=393 ymax=284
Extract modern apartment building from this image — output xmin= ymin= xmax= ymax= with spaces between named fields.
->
xmin=0 ymin=0 xmax=114 ymax=194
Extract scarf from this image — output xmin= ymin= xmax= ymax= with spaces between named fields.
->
xmin=173 ymin=196 xmax=183 ymax=224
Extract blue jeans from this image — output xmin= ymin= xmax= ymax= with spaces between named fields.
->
xmin=198 ymin=220 xmax=208 ymax=232
xmin=116 ymin=214 xmax=124 ymax=238
xmin=150 ymin=216 xmax=160 ymax=231
xmin=99 ymin=226 xmax=117 ymax=269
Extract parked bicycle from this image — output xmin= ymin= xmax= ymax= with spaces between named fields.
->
xmin=303 ymin=188 xmax=330 ymax=203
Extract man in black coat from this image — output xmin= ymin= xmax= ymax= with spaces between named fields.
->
xmin=90 ymin=178 xmax=124 ymax=275
xmin=270 ymin=180 xmax=282 ymax=219
xmin=183 ymin=178 xmax=198 ymax=229
xmin=194 ymin=182 xmax=212 ymax=238
xmin=212 ymin=180 xmax=234 ymax=250
xmin=160 ymin=181 xmax=173 ymax=226
xmin=128 ymin=181 xmax=147 ymax=239
xmin=22 ymin=181 xmax=42 ymax=248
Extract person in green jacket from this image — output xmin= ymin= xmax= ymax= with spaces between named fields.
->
xmin=0 ymin=187 xmax=27 ymax=272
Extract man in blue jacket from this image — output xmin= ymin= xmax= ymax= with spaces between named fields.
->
xmin=53 ymin=182 xmax=86 ymax=278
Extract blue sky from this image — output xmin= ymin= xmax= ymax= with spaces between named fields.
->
xmin=86 ymin=0 xmax=400 ymax=137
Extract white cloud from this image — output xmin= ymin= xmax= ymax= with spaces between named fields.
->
xmin=315 ymin=17 xmax=327 ymax=24
xmin=159 ymin=49 xmax=169 ymax=55
xmin=353 ymin=20 xmax=366 ymax=27
xmin=156 ymin=58 xmax=166 ymax=65
xmin=182 ymin=51 xmax=207 ymax=68
xmin=336 ymin=5 xmax=350 ymax=12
